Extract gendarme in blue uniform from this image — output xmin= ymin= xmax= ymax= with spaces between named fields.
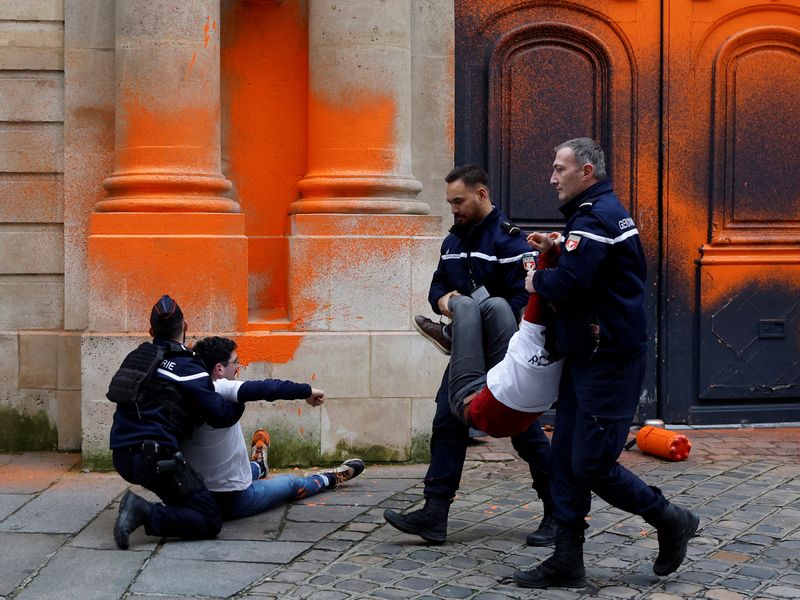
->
xmin=429 ymin=207 xmax=529 ymax=316
xmin=424 ymin=205 xmax=551 ymax=511
xmin=531 ymin=178 xmax=666 ymax=537
xmin=532 ymin=178 xmax=647 ymax=358
xmin=109 ymin=338 xmax=244 ymax=450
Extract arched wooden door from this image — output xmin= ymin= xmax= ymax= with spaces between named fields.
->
xmin=456 ymin=0 xmax=800 ymax=424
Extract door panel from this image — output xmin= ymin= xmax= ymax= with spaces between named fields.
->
xmin=663 ymin=1 xmax=800 ymax=423
xmin=455 ymin=0 xmax=661 ymax=414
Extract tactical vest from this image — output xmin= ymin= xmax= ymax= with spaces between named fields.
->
xmin=106 ymin=342 xmax=199 ymax=440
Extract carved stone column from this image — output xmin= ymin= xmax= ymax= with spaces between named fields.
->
xmin=290 ymin=0 xmax=425 ymax=214
xmin=86 ymin=0 xmax=246 ymax=333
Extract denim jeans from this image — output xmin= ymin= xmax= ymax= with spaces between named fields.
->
xmin=213 ymin=472 xmax=329 ymax=521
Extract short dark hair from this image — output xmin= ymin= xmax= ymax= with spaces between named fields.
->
xmin=554 ymin=138 xmax=607 ymax=180
xmin=445 ymin=164 xmax=489 ymax=189
xmin=193 ymin=336 xmax=236 ymax=371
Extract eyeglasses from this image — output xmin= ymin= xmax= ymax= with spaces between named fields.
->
xmin=226 ymin=357 xmax=240 ymax=367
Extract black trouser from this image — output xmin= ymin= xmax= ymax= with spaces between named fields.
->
xmin=113 ymin=444 xmax=222 ymax=540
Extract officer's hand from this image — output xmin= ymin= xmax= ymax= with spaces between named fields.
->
xmin=527 ymin=231 xmax=554 ymax=253
xmin=437 ymin=291 xmax=460 ymax=318
xmin=525 ymin=269 xmax=536 ymax=294
xmin=306 ymin=388 xmax=325 ymax=406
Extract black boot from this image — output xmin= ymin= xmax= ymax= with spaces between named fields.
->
xmin=383 ymin=496 xmax=450 ymax=544
xmin=114 ymin=490 xmax=152 ymax=550
xmin=526 ymin=510 xmax=558 ymax=546
xmin=513 ymin=531 xmax=586 ymax=588
xmin=649 ymin=503 xmax=700 ymax=576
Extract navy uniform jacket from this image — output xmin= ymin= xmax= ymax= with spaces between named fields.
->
xmin=532 ymin=179 xmax=647 ymax=358
xmin=109 ymin=338 xmax=245 ymax=450
xmin=429 ymin=207 xmax=529 ymax=315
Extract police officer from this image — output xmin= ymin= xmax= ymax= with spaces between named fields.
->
xmin=384 ymin=165 xmax=555 ymax=546
xmin=513 ymin=139 xmax=699 ymax=588
xmin=108 ymin=295 xmax=245 ymax=549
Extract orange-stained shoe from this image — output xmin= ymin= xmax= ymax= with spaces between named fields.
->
xmin=250 ymin=429 xmax=270 ymax=480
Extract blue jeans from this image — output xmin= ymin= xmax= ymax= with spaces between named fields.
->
xmin=551 ymin=351 xmax=666 ymax=535
xmin=213 ymin=471 xmax=329 ymax=521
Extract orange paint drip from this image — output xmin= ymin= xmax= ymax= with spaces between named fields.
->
xmin=203 ymin=16 xmax=211 ymax=48
xmin=185 ymin=52 xmax=197 ymax=79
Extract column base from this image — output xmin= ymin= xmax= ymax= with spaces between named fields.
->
xmin=87 ymin=212 xmax=248 ymax=332
xmin=288 ymin=213 xmax=442 ymax=330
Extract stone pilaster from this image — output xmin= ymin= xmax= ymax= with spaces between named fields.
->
xmin=290 ymin=0 xmax=426 ymax=214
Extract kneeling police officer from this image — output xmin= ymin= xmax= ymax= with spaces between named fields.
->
xmin=108 ymin=295 xmax=245 ymax=549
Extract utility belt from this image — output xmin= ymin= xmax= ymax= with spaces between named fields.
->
xmin=127 ymin=440 xmax=205 ymax=496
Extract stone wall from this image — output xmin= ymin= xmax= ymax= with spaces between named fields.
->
xmin=0 ymin=0 xmax=81 ymax=450
xmin=1 ymin=0 xmax=455 ymax=462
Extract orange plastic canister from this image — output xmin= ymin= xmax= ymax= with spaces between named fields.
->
xmin=635 ymin=425 xmax=692 ymax=461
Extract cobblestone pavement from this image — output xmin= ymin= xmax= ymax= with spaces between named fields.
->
xmin=1 ymin=427 xmax=799 ymax=599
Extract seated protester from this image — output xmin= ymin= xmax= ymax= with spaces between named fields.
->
xmin=185 ymin=336 xmax=364 ymax=521
xmin=109 ymin=295 xmax=245 ymax=550
xmin=448 ymin=242 xmax=564 ymax=438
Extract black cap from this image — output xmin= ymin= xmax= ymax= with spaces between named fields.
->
xmin=150 ymin=294 xmax=184 ymax=336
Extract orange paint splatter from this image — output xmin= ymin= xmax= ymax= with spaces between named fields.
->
xmin=311 ymin=372 xmax=316 ymax=381
xmin=297 ymin=407 xmax=302 ymax=416
xmin=185 ymin=52 xmax=197 ymax=79
xmin=203 ymin=16 xmax=211 ymax=48
xmin=299 ymin=427 xmax=305 ymax=435
xmin=233 ymin=333 xmax=304 ymax=365
xmin=305 ymin=91 xmax=398 ymax=182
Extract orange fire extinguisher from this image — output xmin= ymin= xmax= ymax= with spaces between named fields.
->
xmin=630 ymin=425 xmax=692 ymax=461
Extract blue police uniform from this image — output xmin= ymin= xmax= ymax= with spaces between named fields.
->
xmin=424 ymin=207 xmax=552 ymax=508
xmin=532 ymin=179 xmax=667 ymax=535
xmin=110 ymin=337 xmax=244 ymax=540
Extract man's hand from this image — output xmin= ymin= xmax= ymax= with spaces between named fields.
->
xmin=525 ymin=269 xmax=537 ymax=294
xmin=305 ymin=388 xmax=325 ymax=407
xmin=527 ymin=231 xmax=556 ymax=253
xmin=437 ymin=291 xmax=461 ymax=318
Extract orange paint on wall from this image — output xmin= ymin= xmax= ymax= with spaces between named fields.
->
xmin=233 ymin=333 xmax=303 ymax=365
xmin=701 ymin=263 xmax=800 ymax=309
xmin=117 ymin=94 xmax=219 ymax=173
xmin=306 ymin=91 xmax=398 ymax=178
xmin=221 ymin=0 xmax=308 ymax=314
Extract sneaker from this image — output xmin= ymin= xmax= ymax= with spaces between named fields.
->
xmin=319 ymin=458 xmax=365 ymax=489
xmin=250 ymin=429 xmax=270 ymax=480
xmin=413 ymin=315 xmax=451 ymax=355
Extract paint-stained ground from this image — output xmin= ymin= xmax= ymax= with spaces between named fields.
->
xmin=1 ymin=427 xmax=799 ymax=599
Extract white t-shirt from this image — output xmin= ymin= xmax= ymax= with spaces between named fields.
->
xmin=486 ymin=320 xmax=564 ymax=413
xmin=181 ymin=378 xmax=252 ymax=492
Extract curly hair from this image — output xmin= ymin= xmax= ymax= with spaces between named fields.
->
xmin=193 ymin=336 xmax=236 ymax=372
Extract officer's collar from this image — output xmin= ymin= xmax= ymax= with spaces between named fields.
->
xmin=450 ymin=206 xmax=499 ymax=238
xmin=559 ymin=179 xmax=612 ymax=218
xmin=153 ymin=337 xmax=189 ymax=354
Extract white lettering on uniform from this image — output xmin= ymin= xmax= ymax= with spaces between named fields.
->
xmin=618 ymin=217 xmax=635 ymax=230
xmin=160 ymin=359 xmax=176 ymax=370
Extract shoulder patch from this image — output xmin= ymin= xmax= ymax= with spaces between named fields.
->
xmin=500 ymin=220 xmax=521 ymax=235
xmin=565 ymin=234 xmax=582 ymax=252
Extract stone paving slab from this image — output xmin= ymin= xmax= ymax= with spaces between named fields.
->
xmin=130 ymin=555 xmax=278 ymax=597
xmin=0 ymin=532 xmax=67 ymax=597
xmin=0 ymin=471 xmax=127 ymax=533
xmin=0 ymin=492 xmax=30 ymax=520
xmin=158 ymin=539 xmax=311 ymax=563
xmin=0 ymin=452 xmax=80 ymax=494
xmin=14 ymin=546 xmax=148 ymax=600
